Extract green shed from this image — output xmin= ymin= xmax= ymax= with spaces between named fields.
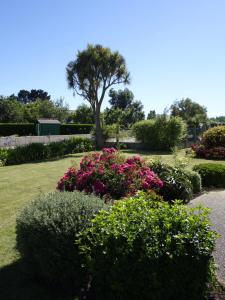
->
xmin=36 ymin=119 xmax=61 ymax=136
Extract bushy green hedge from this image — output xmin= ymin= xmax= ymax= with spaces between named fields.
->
xmin=193 ymin=163 xmax=225 ymax=188
xmin=16 ymin=191 xmax=106 ymax=293
xmin=149 ymin=161 xmax=193 ymax=202
xmin=77 ymin=198 xmax=217 ymax=300
xmin=60 ymin=124 xmax=93 ymax=135
xmin=0 ymin=123 xmax=35 ymax=136
xmin=0 ymin=123 xmax=93 ymax=137
xmin=132 ymin=116 xmax=187 ymax=151
xmin=1 ymin=137 xmax=93 ymax=165
xmin=202 ymin=126 xmax=225 ymax=148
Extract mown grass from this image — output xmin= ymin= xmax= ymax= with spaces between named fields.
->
xmin=1 ymin=150 xmax=225 ymax=299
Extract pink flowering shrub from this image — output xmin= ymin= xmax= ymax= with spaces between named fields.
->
xmin=192 ymin=144 xmax=225 ymax=160
xmin=57 ymin=148 xmax=163 ymax=199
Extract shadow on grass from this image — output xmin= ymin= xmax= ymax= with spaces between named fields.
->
xmin=0 ymin=260 xmax=75 ymax=300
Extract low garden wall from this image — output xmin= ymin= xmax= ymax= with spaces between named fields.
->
xmin=0 ymin=134 xmax=91 ymax=148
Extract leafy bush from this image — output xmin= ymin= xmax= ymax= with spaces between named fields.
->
xmin=193 ymin=163 xmax=225 ymax=188
xmin=7 ymin=143 xmax=49 ymax=165
xmin=77 ymin=198 xmax=217 ymax=300
xmin=1 ymin=137 xmax=93 ymax=165
xmin=202 ymin=126 xmax=225 ymax=148
xmin=0 ymin=148 xmax=9 ymax=166
xmin=184 ymin=169 xmax=202 ymax=194
xmin=16 ymin=191 xmax=106 ymax=293
xmin=132 ymin=116 xmax=187 ymax=151
xmin=0 ymin=123 xmax=35 ymax=136
xmin=192 ymin=144 xmax=225 ymax=160
xmin=57 ymin=148 xmax=163 ymax=199
xmin=60 ymin=124 xmax=93 ymax=135
xmin=148 ymin=161 xmax=193 ymax=202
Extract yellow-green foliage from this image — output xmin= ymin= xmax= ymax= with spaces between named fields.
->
xmin=202 ymin=126 xmax=225 ymax=148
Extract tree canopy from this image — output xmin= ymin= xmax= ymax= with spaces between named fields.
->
xmin=170 ymin=98 xmax=207 ymax=126
xmin=66 ymin=44 xmax=130 ymax=148
xmin=17 ymin=89 xmax=51 ymax=104
xmin=69 ymin=104 xmax=94 ymax=124
xmin=104 ymin=88 xmax=145 ymax=128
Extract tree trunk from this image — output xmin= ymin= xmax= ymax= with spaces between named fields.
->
xmin=95 ymin=105 xmax=104 ymax=149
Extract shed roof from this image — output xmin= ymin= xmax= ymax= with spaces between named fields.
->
xmin=37 ymin=119 xmax=61 ymax=124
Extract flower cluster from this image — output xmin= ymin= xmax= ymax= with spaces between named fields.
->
xmin=192 ymin=144 xmax=225 ymax=160
xmin=57 ymin=148 xmax=163 ymax=199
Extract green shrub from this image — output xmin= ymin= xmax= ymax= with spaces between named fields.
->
xmin=0 ymin=123 xmax=36 ymax=136
xmin=202 ymin=126 xmax=225 ymax=148
xmin=0 ymin=148 xmax=9 ymax=166
xmin=184 ymin=169 xmax=202 ymax=194
xmin=2 ymin=137 xmax=93 ymax=165
xmin=77 ymin=198 xmax=217 ymax=300
xmin=63 ymin=137 xmax=93 ymax=154
xmin=193 ymin=163 xmax=225 ymax=188
xmin=132 ymin=116 xmax=187 ymax=151
xmin=60 ymin=124 xmax=93 ymax=135
xmin=16 ymin=191 xmax=106 ymax=293
xmin=7 ymin=143 xmax=49 ymax=164
xmin=148 ymin=161 xmax=193 ymax=202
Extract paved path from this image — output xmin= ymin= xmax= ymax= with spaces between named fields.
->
xmin=190 ymin=190 xmax=225 ymax=284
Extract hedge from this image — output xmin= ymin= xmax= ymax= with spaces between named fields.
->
xmin=77 ymin=198 xmax=217 ymax=300
xmin=0 ymin=123 xmax=36 ymax=136
xmin=193 ymin=163 xmax=225 ymax=188
xmin=0 ymin=137 xmax=93 ymax=165
xmin=60 ymin=124 xmax=94 ymax=135
xmin=16 ymin=191 xmax=106 ymax=294
xmin=0 ymin=123 xmax=94 ymax=136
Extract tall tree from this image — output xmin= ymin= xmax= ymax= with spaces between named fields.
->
xmin=170 ymin=98 xmax=207 ymax=126
xmin=147 ymin=110 xmax=156 ymax=119
xmin=17 ymin=89 xmax=51 ymax=104
xmin=66 ymin=44 xmax=130 ymax=148
xmin=69 ymin=104 xmax=94 ymax=124
xmin=104 ymin=88 xmax=145 ymax=128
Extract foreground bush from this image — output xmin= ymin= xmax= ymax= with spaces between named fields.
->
xmin=184 ymin=169 xmax=202 ymax=194
xmin=57 ymin=148 xmax=163 ymax=199
xmin=77 ymin=198 xmax=217 ymax=300
xmin=193 ymin=163 xmax=225 ymax=188
xmin=16 ymin=191 xmax=106 ymax=293
xmin=132 ymin=116 xmax=187 ymax=151
xmin=148 ymin=161 xmax=193 ymax=202
xmin=1 ymin=137 xmax=93 ymax=165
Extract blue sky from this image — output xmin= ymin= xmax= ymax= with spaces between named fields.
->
xmin=1 ymin=0 xmax=225 ymax=117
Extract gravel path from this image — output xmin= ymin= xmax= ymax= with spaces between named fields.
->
xmin=190 ymin=190 xmax=225 ymax=284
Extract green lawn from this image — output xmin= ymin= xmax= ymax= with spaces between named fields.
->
xmin=1 ymin=150 xmax=225 ymax=299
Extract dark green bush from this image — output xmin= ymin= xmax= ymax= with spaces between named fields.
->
xmin=16 ymin=191 xmax=106 ymax=293
xmin=0 ymin=123 xmax=36 ymax=136
xmin=2 ymin=137 xmax=93 ymax=165
xmin=132 ymin=116 xmax=187 ymax=151
xmin=77 ymin=198 xmax=217 ymax=300
xmin=184 ymin=169 xmax=202 ymax=194
xmin=149 ymin=161 xmax=193 ymax=202
xmin=193 ymin=163 xmax=225 ymax=188
xmin=7 ymin=143 xmax=49 ymax=164
xmin=60 ymin=124 xmax=93 ymax=135
xmin=63 ymin=137 xmax=93 ymax=154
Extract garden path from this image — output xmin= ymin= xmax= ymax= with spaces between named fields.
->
xmin=190 ymin=190 xmax=225 ymax=285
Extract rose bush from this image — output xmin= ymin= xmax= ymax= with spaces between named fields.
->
xmin=57 ymin=148 xmax=163 ymax=199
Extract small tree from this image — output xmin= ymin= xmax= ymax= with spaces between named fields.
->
xmin=66 ymin=44 xmax=130 ymax=148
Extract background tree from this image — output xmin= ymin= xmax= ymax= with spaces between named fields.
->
xmin=147 ymin=110 xmax=156 ymax=119
xmin=66 ymin=44 xmax=130 ymax=148
xmin=17 ymin=89 xmax=51 ymax=104
xmin=69 ymin=104 xmax=94 ymax=124
xmin=170 ymin=98 xmax=207 ymax=126
xmin=104 ymin=88 xmax=145 ymax=128
xmin=0 ymin=97 xmax=24 ymax=122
